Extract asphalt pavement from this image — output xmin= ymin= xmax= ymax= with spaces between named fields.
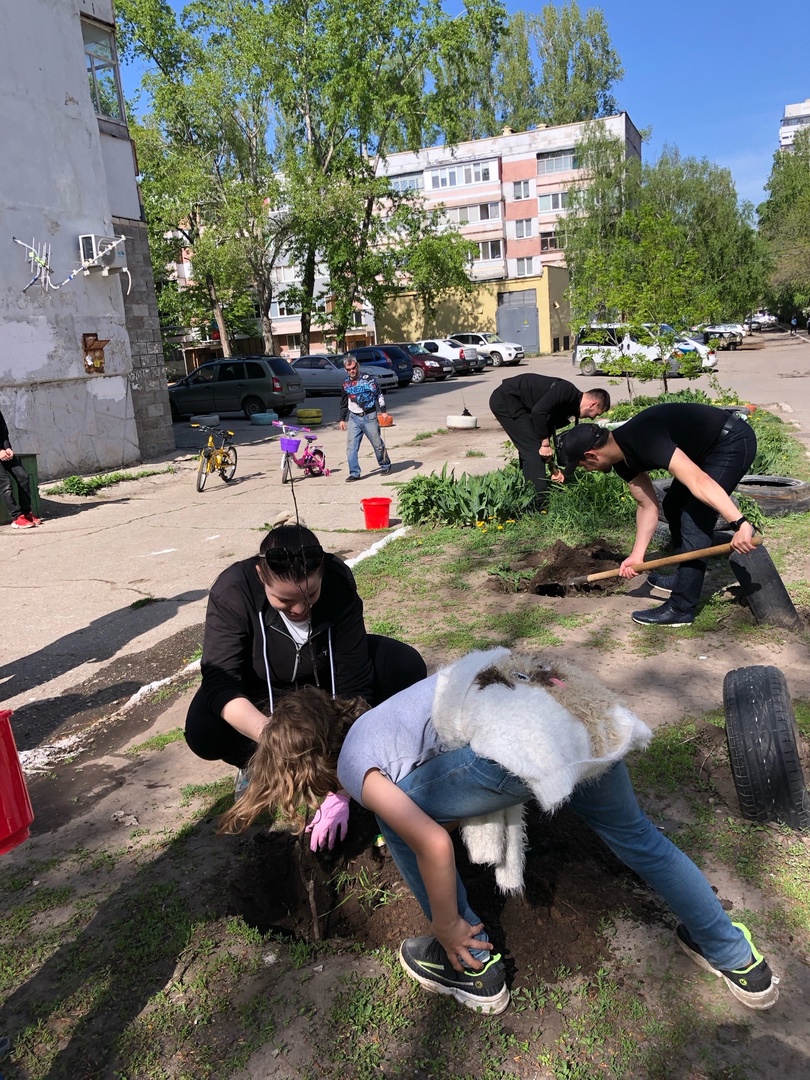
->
xmin=3 ymin=330 xmax=809 ymax=754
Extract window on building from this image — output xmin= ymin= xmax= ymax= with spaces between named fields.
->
xmin=536 ymin=149 xmax=578 ymax=174
xmin=271 ymin=298 xmax=298 ymax=318
xmin=515 ymin=218 xmax=532 ymax=239
xmin=82 ymin=21 xmax=125 ymax=121
xmin=446 ymin=202 xmax=500 ymax=225
xmin=540 ymin=230 xmax=559 ymax=251
xmin=475 ymin=240 xmax=502 ymax=261
xmin=513 ymin=180 xmax=531 ymax=200
xmin=431 ymin=161 xmax=495 ymax=190
xmin=284 ymin=334 xmax=302 ymax=349
xmin=537 ymin=191 xmax=569 ymax=213
xmin=390 ymin=173 xmax=423 ymax=193
xmin=352 ymin=310 xmax=364 ymax=327
xmin=516 ymin=257 xmax=533 ymax=277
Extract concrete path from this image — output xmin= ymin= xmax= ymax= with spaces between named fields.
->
xmin=2 ymin=329 xmax=809 ymax=748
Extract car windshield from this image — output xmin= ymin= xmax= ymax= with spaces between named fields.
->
xmin=482 ymin=334 xmax=503 ymax=343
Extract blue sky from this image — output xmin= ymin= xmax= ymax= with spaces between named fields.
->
xmin=120 ymin=0 xmax=808 ymax=209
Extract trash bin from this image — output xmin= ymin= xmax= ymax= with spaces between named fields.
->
xmin=0 ymin=453 xmax=41 ymax=525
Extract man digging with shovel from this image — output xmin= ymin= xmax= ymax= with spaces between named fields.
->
xmin=556 ymin=403 xmax=759 ymax=627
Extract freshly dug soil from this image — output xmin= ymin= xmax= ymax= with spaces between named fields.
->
xmin=487 ymin=539 xmax=627 ymax=597
xmin=228 ymin=803 xmax=671 ymax=984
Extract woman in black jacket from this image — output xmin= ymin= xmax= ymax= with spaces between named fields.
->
xmin=185 ymin=524 xmax=426 ymax=772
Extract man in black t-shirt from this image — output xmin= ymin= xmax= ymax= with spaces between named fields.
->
xmin=489 ymin=375 xmax=610 ymax=508
xmin=557 ymin=404 xmax=758 ymax=626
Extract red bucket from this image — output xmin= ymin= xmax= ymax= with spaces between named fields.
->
xmin=0 ymin=710 xmax=34 ymax=855
xmin=361 ymin=497 xmax=391 ymax=529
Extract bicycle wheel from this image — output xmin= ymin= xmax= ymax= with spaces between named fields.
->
xmin=196 ymin=449 xmax=212 ymax=492
xmin=281 ymin=453 xmax=293 ymax=484
xmin=219 ymin=446 xmax=238 ymax=482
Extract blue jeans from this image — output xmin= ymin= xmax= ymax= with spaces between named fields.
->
xmin=375 ymin=749 xmax=751 ymax=970
xmin=346 ymin=413 xmax=389 ymax=478
xmin=663 ymin=420 xmax=757 ymax=615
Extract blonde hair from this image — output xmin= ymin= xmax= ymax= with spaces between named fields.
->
xmin=218 ymin=686 xmax=369 ymax=835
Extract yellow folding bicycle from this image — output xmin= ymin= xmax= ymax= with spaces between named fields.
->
xmin=191 ymin=423 xmax=237 ymax=492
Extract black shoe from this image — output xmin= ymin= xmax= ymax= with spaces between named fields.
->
xmin=632 ymin=601 xmax=694 ymax=627
xmin=345 ymin=474 xmax=360 ymax=483
xmin=399 ymin=936 xmax=509 ymax=1015
xmin=381 ymin=465 xmax=391 ymax=475
xmin=647 ymin=571 xmax=677 ymax=598
xmin=676 ymin=923 xmax=779 ymax=1010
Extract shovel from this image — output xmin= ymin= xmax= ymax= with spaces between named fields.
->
xmin=561 ymin=536 xmax=764 ymax=589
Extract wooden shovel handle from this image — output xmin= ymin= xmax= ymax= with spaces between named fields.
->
xmin=583 ymin=535 xmax=763 ymax=583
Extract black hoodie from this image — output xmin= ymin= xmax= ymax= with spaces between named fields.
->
xmin=200 ymin=552 xmax=374 ymax=717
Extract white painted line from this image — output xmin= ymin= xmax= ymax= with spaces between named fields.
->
xmin=205 ymin=535 xmax=220 ymax=541
xmin=141 ymin=549 xmax=178 ymax=557
xmin=345 ymin=526 xmax=409 ymax=569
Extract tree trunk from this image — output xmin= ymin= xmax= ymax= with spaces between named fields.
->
xmin=256 ymin=277 xmax=275 ymax=354
xmin=299 ymin=246 xmax=317 ymax=355
xmin=206 ymin=274 xmax=232 ymax=356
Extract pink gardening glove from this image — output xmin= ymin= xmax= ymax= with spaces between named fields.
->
xmin=305 ymin=791 xmax=350 ymax=851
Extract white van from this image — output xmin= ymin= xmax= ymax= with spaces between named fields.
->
xmin=572 ymin=323 xmax=716 ymax=376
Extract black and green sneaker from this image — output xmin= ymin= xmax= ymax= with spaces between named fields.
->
xmin=676 ymin=922 xmax=779 ymax=1010
xmin=399 ymin=936 xmax=509 ymax=1014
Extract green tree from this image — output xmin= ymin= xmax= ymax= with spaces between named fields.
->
xmin=758 ymin=128 xmax=810 ymax=316
xmin=563 ymin=130 xmax=764 ymax=394
xmin=530 ymin=1 xmax=624 ymax=125
xmin=494 ymin=12 xmax=541 ymax=133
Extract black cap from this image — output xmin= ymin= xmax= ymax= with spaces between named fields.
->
xmin=556 ymin=424 xmax=603 ymax=478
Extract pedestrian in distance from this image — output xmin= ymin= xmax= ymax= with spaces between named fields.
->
xmin=489 ymin=374 xmax=610 ymax=509
xmin=184 ymin=523 xmax=426 ymax=845
xmin=806 ymin=315 xmax=810 ymax=336
xmin=556 ymin=403 xmax=758 ymax=627
xmin=0 ymin=407 xmax=41 ymax=529
xmin=220 ymin=648 xmax=779 ymax=1015
xmin=790 ymin=315 xmax=797 ymax=336
xmin=339 ymin=357 xmax=391 ymax=482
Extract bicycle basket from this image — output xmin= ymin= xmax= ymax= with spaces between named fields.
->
xmin=280 ymin=437 xmax=301 ymax=453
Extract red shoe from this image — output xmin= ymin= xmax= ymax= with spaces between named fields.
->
xmin=11 ymin=514 xmax=36 ymax=529
xmin=24 ymin=512 xmax=42 ymax=525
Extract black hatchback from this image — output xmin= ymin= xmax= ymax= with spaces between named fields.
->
xmin=344 ymin=344 xmax=413 ymax=387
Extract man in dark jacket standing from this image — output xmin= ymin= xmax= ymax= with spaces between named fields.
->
xmin=489 ymin=374 xmax=610 ymax=507
xmin=0 ymin=407 xmax=40 ymax=529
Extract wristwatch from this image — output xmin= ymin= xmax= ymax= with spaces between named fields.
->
xmin=728 ymin=516 xmax=749 ymax=532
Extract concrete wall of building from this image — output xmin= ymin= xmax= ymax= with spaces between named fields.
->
xmin=0 ymin=0 xmax=172 ymax=476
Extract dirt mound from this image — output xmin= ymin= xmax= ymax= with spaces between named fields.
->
xmin=487 ymin=539 xmax=626 ymax=597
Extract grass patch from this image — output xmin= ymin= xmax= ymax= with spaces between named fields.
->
xmin=127 ymin=728 xmax=186 ymax=755
xmin=465 ymin=449 xmax=485 ymax=457
xmin=44 ymin=467 xmax=174 ymax=497
xmin=130 ymin=596 xmax=164 ymax=610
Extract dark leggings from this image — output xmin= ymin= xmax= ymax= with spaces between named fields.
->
xmin=489 ymin=390 xmax=550 ymax=507
xmin=0 ymin=455 xmax=32 ymax=518
xmin=185 ymin=635 xmax=428 ymax=768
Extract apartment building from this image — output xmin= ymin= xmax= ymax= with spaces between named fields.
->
xmin=779 ymin=98 xmax=810 ymax=149
xmin=0 ymin=0 xmax=173 ymax=478
xmin=376 ymin=113 xmax=641 ymax=352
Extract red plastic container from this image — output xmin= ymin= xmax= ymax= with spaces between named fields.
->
xmin=361 ymin=497 xmax=391 ymax=529
xmin=0 ymin=709 xmax=34 ymax=855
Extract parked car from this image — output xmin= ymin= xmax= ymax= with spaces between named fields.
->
xmin=745 ymin=311 xmax=778 ymax=331
xmin=572 ymin=324 xmax=717 ymax=377
xmin=690 ymin=324 xmax=743 ymax=350
xmin=289 ymin=354 xmax=397 ymax=394
xmin=390 ymin=343 xmax=455 ymax=383
xmin=343 ymin=344 xmax=413 ymax=386
xmin=168 ymin=356 xmax=305 ymax=420
xmin=415 ymin=338 xmax=486 ymax=375
xmin=450 ymin=332 xmax=524 ymax=367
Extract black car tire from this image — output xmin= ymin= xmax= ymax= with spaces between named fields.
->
xmin=242 ymin=396 xmax=264 ymax=419
xmin=170 ymin=400 xmax=181 ymax=422
xmin=729 ymin=545 xmax=803 ymax=630
xmin=277 ymin=406 xmax=295 ymax=417
xmin=490 ymin=351 xmax=503 ymax=367
xmin=653 ymin=475 xmax=810 ymax=521
xmin=411 ymin=367 xmax=426 ymax=384
xmin=579 ymin=358 xmax=598 ymax=376
xmin=723 ymin=665 xmax=810 ymax=830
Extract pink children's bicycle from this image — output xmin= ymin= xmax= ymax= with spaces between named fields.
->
xmin=272 ymin=421 xmax=330 ymax=483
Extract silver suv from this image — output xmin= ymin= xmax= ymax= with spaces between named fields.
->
xmin=168 ymin=356 xmax=305 ymax=420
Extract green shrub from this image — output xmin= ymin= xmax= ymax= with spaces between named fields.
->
xmin=606 ymin=389 xmax=712 ymax=422
xmin=397 ymin=465 xmax=536 ymax=526
xmin=749 ymin=409 xmax=809 ymax=477
xmin=542 ymin=470 xmax=637 ymax=543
